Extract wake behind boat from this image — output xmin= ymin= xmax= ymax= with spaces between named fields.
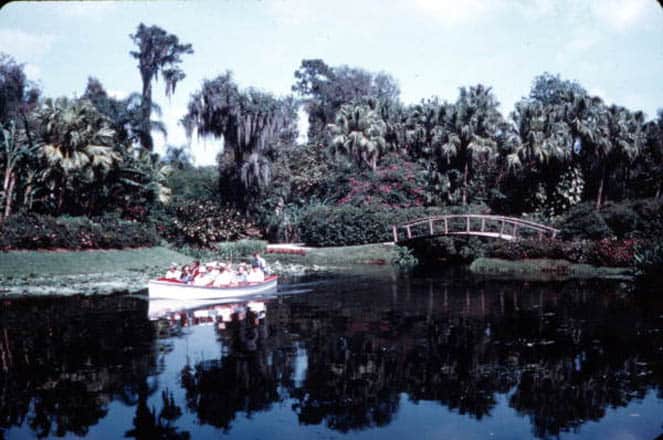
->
xmin=148 ymin=275 xmax=278 ymax=300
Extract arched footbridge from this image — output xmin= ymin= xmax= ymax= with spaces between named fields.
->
xmin=392 ymin=214 xmax=559 ymax=243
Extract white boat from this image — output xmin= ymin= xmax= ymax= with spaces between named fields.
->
xmin=148 ymin=275 xmax=279 ymax=301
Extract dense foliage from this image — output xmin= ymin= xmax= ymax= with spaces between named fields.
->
xmin=158 ymin=199 xmax=261 ymax=247
xmin=489 ymin=238 xmax=637 ymax=268
xmin=1 ymin=26 xmax=661 ymax=255
xmin=0 ymin=213 xmax=159 ymax=250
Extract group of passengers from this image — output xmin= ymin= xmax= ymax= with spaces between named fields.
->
xmin=164 ymin=253 xmax=269 ymax=287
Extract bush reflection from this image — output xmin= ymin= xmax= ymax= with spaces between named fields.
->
xmin=180 ymin=277 xmax=663 ymax=437
xmin=0 ymin=276 xmax=662 ymax=439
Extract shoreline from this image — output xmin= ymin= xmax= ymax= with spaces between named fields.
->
xmin=0 ymin=244 xmax=636 ymax=296
xmin=469 ymin=257 xmax=632 ymax=281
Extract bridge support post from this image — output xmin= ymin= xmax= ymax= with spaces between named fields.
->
xmin=429 ymin=219 xmax=434 ymax=235
xmin=444 ymin=218 xmax=448 ymax=234
xmin=466 ymin=216 xmax=470 ymax=232
xmin=406 ymin=226 xmax=412 ymax=239
xmin=481 ymin=218 xmax=485 ymax=232
xmin=392 ymin=226 xmax=398 ymax=243
xmin=499 ymin=221 xmax=505 ymax=238
xmin=513 ymin=224 xmax=518 ymax=239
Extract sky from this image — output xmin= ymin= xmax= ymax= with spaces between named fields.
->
xmin=1 ymin=0 xmax=662 ymax=165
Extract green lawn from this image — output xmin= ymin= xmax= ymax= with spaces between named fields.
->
xmin=265 ymin=243 xmax=397 ymax=266
xmin=0 ymin=246 xmax=192 ymax=278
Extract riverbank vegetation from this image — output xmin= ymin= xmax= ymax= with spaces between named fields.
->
xmin=1 ymin=23 xmax=661 ymax=277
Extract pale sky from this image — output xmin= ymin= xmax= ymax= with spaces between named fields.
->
xmin=1 ymin=0 xmax=662 ymax=165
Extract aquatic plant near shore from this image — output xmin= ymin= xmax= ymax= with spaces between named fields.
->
xmin=391 ymin=245 xmax=418 ymax=271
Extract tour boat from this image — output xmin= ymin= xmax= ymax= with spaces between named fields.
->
xmin=148 ymin=275 xmax=278 ymax=301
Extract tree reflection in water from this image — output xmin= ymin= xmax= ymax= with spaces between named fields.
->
xmin=180 ymin=306 xmax=286 ymax=431
xmin=178 ymin=276 xmax=663 ymax=438
xmin=0 ymin=294 xmax=159 ymax=438
xmin=1 ymin=275 xmax=662 ymax=439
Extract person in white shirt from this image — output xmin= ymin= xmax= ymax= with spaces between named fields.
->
xmin=211 ymin=268 xmax=232 ymax=287
xmin=247 ymin=266 xmax=265 ymax=283
xmin=193 ymin=266 xmax=214 ymax=286
xmin=165 ymin=263 xmax=181 ymax=279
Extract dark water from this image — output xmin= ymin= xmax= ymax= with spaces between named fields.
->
xmin=1 ymin=268 xmax=662 ymax=439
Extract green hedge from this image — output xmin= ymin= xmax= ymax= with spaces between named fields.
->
xmin=557 ymin=199 xmax=663 ymax=240
xmin=0 ymin=213 xmax=159 ymax=251
xmin=298 ymin=204 xmax=489 ymax=246
xmin=178 ymin=239 xmax=267 ymax=262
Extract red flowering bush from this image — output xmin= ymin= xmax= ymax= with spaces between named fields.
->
xmin=489 ymin=238 xmax=638 ymax=267
xmin=336 ymin=155 xmax=429 ymax=208
xmin=592 ymin=238 xmax=637 ymax=267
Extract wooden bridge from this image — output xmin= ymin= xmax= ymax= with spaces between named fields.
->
xmin=392 ymin=214 xmax=559 ymax=243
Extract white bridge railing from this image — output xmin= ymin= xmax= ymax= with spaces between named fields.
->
xmin=392 ymin=214 xmax=559 ymax=243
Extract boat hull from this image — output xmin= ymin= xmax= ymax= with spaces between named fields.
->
xmin=148 ymin=276 xmax=278 ymax=300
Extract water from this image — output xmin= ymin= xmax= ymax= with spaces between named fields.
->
xmin=1 ymin=268 xmax=662 ymax=439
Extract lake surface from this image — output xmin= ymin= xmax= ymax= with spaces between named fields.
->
xmin=1 ymin=268 xmax=662 ymax=439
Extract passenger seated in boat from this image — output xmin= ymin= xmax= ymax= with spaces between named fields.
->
xmin=165 ymin=263 xmax=181 ymax=280
xmin=192 ymin=266 xmax=214 ymax=286
xmin=207 ymin=263 xmax=221 ymax=279
xmin=212 ymin=267 xmax=234 ymax=287
xmin=247 ymin=265 xmax=265 ymax=283
xmin=234 ymin=263 xmax=248 ymax=283
xmin=180 ymin=266 xmax=193 ymax=284
xmin=190 ymin=260 xmax=201 ymax=277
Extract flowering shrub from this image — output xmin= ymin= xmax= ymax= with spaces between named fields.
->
xmin=336 ymin=155 xmax=429 ymax=208
xmin=489 ymin=238 xmax=638 ymax=267
xmin=160 ymin=199 xmax=262 ymax=248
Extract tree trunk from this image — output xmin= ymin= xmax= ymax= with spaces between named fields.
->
xmin=462 ymin=161 xmax=468 ymax=206
xmin=4 ymin=172 xmax=15 ymax=220
xmin=596 ymin=165 xmax=606 ymax=210
xmin=140 ymin=75 xmax=154 ymax=151
xmin=23 ymin=182 xmax=33 ymax=210
xmin=656 ymin=181 xmax=661 ymax=200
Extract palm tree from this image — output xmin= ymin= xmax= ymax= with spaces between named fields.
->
xmin=37 ymin=97 xmax=121 ymax=213
xmin=0 ymin=122 xmax=40 ymax=220
xmin=436 ymin=85 xmax=502 ymax=205
xmin=589 ymin=105 xmax=643 ymax=208
xmin=120 ymin=148 xmax=172 ymax=205
xmin=130 ymin=23 xmax=193 ymax=150
xmin=328 ymin=103 xmax=387 ymax=171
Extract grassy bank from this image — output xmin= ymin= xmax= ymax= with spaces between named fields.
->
xmin=469 ymin=257 xmax=632 ymax=281
xmin=265 ymin=243 xmax=397 ymax=267
xmin=0 ymin=247 xmax=192 ymax=296
xmin=0 ymin=246 xmax=191 ymax=277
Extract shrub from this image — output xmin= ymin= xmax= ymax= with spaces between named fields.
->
xmin=391 ymin=245 xmax=419 ymax=271
xmin=634 ymin=242 xmax=663 ymax=283
xmin=0 ymin=213 xmax=159 ymax=251
xmin=297 ymin=203 xmax=490 ymax=247
xmin=488 ymin=238 xmax=637 ymax=267
xmin=557 ymin=199 xmax=663 ymax=240
xmin=178 ymin=240 xmax=267 ymax=262
xmin=161 ymin=199 xmax=262 ymax=247
xmin=298 ymin=205 xmax=441 ymax=246
xmin=556 ymin=203 xmax=612 ymax=240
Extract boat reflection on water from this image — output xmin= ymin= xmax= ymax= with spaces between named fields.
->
xmin=148 ymin=296 xmax=271 ymax=330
